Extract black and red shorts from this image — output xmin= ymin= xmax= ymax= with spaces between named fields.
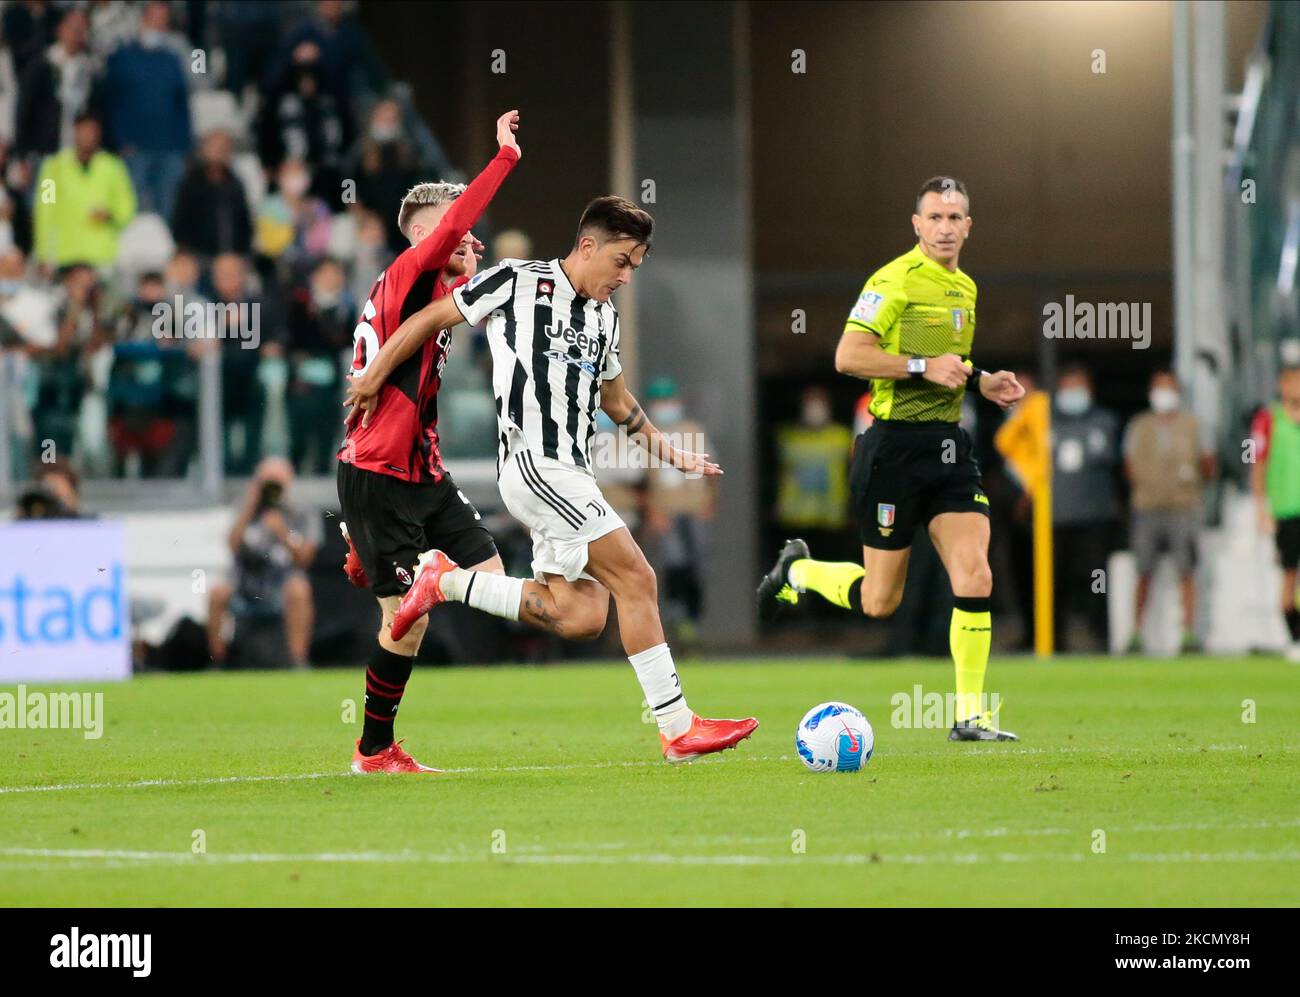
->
xmin=337 ymin=462 xmax=498 ymax=597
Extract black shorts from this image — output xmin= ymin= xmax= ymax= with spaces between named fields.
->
xmin=849 ymin=420 xmax=989 ymax=550
xmin=336 ymin=462 xmax=498 ymax=597
xmin=1276 ymin=517 xmax=1300 ymax=570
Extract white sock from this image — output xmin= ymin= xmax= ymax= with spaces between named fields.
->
xmin=440 ymin=569 xmax=522 ymax=621
xmin=628 ymin=642 xmax=692 ymax=738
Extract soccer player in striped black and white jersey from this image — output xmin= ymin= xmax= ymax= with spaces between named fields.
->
xmin=344 ymin=196 xmax=758 ymax=763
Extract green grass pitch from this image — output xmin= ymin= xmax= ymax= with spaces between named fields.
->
xmin=1 ymin=656 xmax=1296 ymax=906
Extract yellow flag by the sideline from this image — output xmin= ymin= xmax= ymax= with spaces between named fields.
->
xmin=994 ymin=391 xmax=1053 ymax=657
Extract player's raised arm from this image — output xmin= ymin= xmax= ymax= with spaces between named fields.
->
xmin=343 ymin=294 xmax=467 ymax=426
xmin=411 ymin=110 xmax=522 ymax=274
xmin=600 ymin=374 xmax=722 ymax=477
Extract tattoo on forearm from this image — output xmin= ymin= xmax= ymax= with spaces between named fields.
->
xmin=620 ymin=403 xmax=647 ymax=435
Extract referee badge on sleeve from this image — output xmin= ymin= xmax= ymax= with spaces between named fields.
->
xmin=852 ymin=291 xmax=885 ymax=323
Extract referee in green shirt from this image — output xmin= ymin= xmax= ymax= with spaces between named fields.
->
xmin=758 ymin=177 xmax=1025 ymax=741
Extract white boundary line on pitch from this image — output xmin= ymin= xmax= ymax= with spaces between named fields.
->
xmin=0 ymin=741 xmax=1288 ymax=796
xmin=0 ymin=846 xmax=1296 ymax=870
xmin=0 ymin=753 xmax=781 ymax=794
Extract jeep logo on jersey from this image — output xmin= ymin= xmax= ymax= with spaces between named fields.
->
xmin=543 ymin=319 xmax=599 ymax=358
xmin=544 ymin=349 xmax=597 ymax=376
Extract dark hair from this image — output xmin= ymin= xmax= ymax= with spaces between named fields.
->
xmin=575 ymin=195 xmax=654 ymax=249
xmin=37 ymin=461 xmax=80 ymax=492
xmin=1058 ymin=362 xmax=1092 ymax=382
xmin=915 ymin=176 xmax=969 ymax=214
xmin=73 ymin=110 xmax=100 ymax=128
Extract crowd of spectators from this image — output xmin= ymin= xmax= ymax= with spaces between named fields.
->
xmin=0 ymin=0 xmax=458 ymax=481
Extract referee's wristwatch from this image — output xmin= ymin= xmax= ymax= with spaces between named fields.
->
xmin=906 ymin=356 xmax=927 ymax=379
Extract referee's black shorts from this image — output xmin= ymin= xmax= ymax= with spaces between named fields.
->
xmin=337 ymin=462 xmax=498 ymax=597
xmin=849 ymin=419 xmax=989 ymax=551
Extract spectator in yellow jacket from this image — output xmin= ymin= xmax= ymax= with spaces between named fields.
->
xmin=33 ymin=112 xmax=136 ymax=270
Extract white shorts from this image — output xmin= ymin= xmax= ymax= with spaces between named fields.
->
xmin=498 ymin=449 xmax=627 ymax=582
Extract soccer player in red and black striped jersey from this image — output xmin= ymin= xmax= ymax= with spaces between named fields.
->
xmin=337 ymin=110 xmax=521 ymax=773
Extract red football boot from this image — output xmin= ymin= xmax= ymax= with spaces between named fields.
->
xmin=350 ymin=739 xmax=441 ymax=774
xmin=340 ymin=522 xmax=369 ymax=588
xmin=660 ymin=714 xmax=760 ymax=763
xmin=389 ymin=549 xmax=458 ymax=642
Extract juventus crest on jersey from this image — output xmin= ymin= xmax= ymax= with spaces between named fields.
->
xmin=453 ymin=258 xmax=622 ymax=475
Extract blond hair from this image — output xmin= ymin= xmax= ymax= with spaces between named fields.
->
xmin=397 ymin=181 xmax=466 ymax=239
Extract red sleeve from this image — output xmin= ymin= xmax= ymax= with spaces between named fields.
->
xmin=410 ymin=147 xmax=520 ymax=274
xmin=1250 ymin=407 xmax=1272 ymax=462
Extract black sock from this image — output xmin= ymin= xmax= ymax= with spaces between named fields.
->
xmin=1286 ymin=609 xmax=1300 ymax=643
xmin=848 ymin=577 xmax=863 ymax=613
xmin=360 ymin=645 xmax=415 ymax=755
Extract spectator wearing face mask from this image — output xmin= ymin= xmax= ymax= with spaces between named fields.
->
xmin=641 ymin=378 xmax=716 ymax=648
xmin=774 ymin=385 xmax=854 ymax=557
xmin=100 ymin=2 xmax=193 ymax=220
xmin=346 ymin=98 xmax=423 ymax=252
xmin=285 ymin=256 xmax=352 ymax=473
xmin=254 ymin=157 xmax=332 ymax=280
xmin=1051 ymin=363 xmax=1122 ymax=651
xmin=257 ymin=40 xmax=349 ymax=202
xmin=1122 ymin=370 xmax=1213 ymax=653
xmin=276 ymin=1 xmax=386 ymax=108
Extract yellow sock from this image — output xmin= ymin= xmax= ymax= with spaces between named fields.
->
xmin=951 ymin=597 xmax=992 ymax=722
xmin=788 ymin=559 xmax=864 ymax=610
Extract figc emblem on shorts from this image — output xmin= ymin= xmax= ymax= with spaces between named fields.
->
xmin=877 ymin=503 xmax=896 ymax=527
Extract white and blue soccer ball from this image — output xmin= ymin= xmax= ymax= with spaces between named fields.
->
xmin=795 ymin=702 xmax=874 ymax=772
